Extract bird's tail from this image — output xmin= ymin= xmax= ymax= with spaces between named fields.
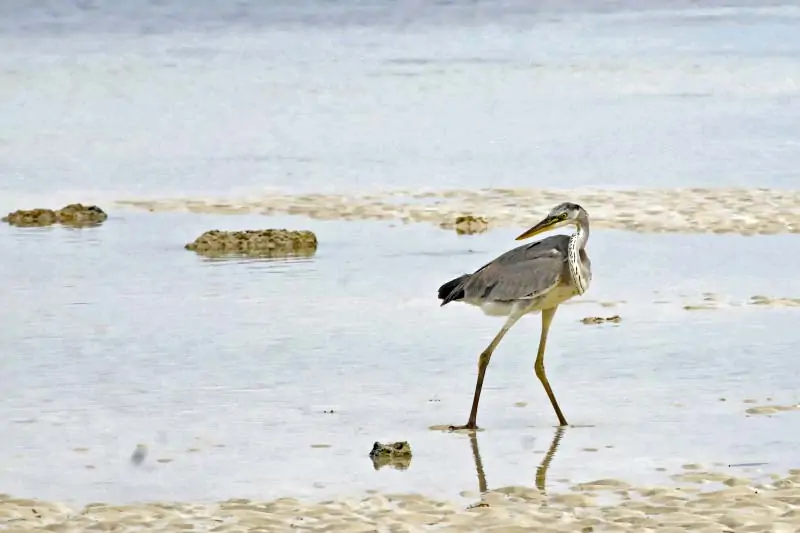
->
xmin=438 ymin=274 xmax=470 ymax=306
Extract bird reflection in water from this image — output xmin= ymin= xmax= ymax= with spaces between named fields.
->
xmin=534 ymin=427 xmax=566 ymax=493
xmin=467 ymin=426 xmax=566 ymax=499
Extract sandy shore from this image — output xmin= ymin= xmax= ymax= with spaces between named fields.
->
xmin=3 ymin=467 xmax=800 ymax=532
xmin=570 ymin=294 xmax=800 ymax=311
xmin=115 ymin=187 xmax=800 ymax=236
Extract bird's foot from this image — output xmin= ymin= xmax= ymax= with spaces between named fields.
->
xmin=448 ymin=423 xmax=478 ymax=432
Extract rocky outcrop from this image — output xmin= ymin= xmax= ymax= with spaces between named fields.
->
xmin=2 ymin=204 xmax=108 ymax=227
xmin=185 ymin=229 xmax=318 ymax=257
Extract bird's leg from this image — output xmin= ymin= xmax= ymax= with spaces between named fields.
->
xmin=535 ymin=307 xmax=568 ymax=426
xmin=449 ymin=315 xmax=520 ymax=431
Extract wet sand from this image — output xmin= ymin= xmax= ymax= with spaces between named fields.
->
xmin=3 ymin=463 xmax=800 ymax=532
xmin=115 ymin=187 xmax=800 ymax=236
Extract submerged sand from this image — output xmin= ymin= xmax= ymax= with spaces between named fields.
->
xmin=3 ymin=467 xmax=800 ymax=532
xmin=568 ymin=292 xmax=800 ymax=313
xmin=115 ymin=187 xmax=800 ymax=236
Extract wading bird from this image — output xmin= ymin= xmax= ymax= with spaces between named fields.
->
xmin=438 ymin=203 xmax=592 ymax=430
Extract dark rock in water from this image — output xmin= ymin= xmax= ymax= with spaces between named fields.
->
xmin=185 ymin=229 xmax=318 ymax=257
xmin=580 ymin=315 xmax=622 ymax=325
xmin=2 ymin=208 xmax=58 ymax=227
xmin=2 ymin=204 xmax=108 ymax=228
xmin=56 ymin=204 xmax=108 ymax=226
xmin=369 ymin=441 xmax=412 ymax=471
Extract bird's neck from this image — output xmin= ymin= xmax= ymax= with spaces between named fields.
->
xmin=567 ymin=220 xmax=589 ymax=295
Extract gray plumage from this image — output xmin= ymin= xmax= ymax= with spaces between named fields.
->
xmin=437 ymin=202 xmax=593 ymax=430
xmin=440 ymin=234 xmax=580 ymax=307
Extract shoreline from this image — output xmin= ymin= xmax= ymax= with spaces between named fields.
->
xmin=111 ymin=187 xmax=800 ymax=236
xmin=3 ymin=463 xmax=799 ymax=532
xmin=4 ymin=425 xmax=800 ymax=528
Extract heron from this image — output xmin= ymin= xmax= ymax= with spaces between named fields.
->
xmin=437 ymin=202 xmax=592 ymax=430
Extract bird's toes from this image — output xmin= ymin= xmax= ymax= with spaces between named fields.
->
xmin=447 ymin=424 xmax=478 ymax=433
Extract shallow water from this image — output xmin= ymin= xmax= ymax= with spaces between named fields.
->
xmin=1 ymin=0 xmax=800 ymax=511
xmin=1 ymin=211 xmax=799 ymax=506
xmin=1 ymin=1 xmax=799 ymax=203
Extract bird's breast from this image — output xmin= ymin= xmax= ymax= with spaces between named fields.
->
xmin=534 ymin=283 xmax=580 ymax=309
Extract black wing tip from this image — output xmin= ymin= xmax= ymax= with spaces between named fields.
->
xmin=438 ymin=274 xmax=469 ymax=306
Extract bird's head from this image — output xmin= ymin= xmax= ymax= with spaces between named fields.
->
xmin=515 ymin=202 xmax=586 ymax=241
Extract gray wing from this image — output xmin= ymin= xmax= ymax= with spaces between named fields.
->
xmin=461 ymin=235 xmax=569 ymax=302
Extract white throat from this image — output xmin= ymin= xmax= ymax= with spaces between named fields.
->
xmin=567 ymin=222 xmax=589 ymax=295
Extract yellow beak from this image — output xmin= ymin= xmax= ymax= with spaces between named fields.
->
xmin=515 ymin=216 xmax=559 ymax=241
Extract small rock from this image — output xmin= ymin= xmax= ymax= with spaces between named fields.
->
xmin=56 ymin=204 xmax=108 ymax=226
xmin=3 ymin=204 xmax=108 ymax=227
xmin=185 ymin=229 xmax=318 ymax=257
xmin=466 ymin=501 xmax=490 ymax=509
xmin=368 ymin=441 xmax=412 ymax=471
xmin=447 ymin=215 xmax=489 ymax=235
xmin=580 ymin=315 xmax=622 ymax=325
xmin=2 ymin=208 xmax=57 ymax=226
